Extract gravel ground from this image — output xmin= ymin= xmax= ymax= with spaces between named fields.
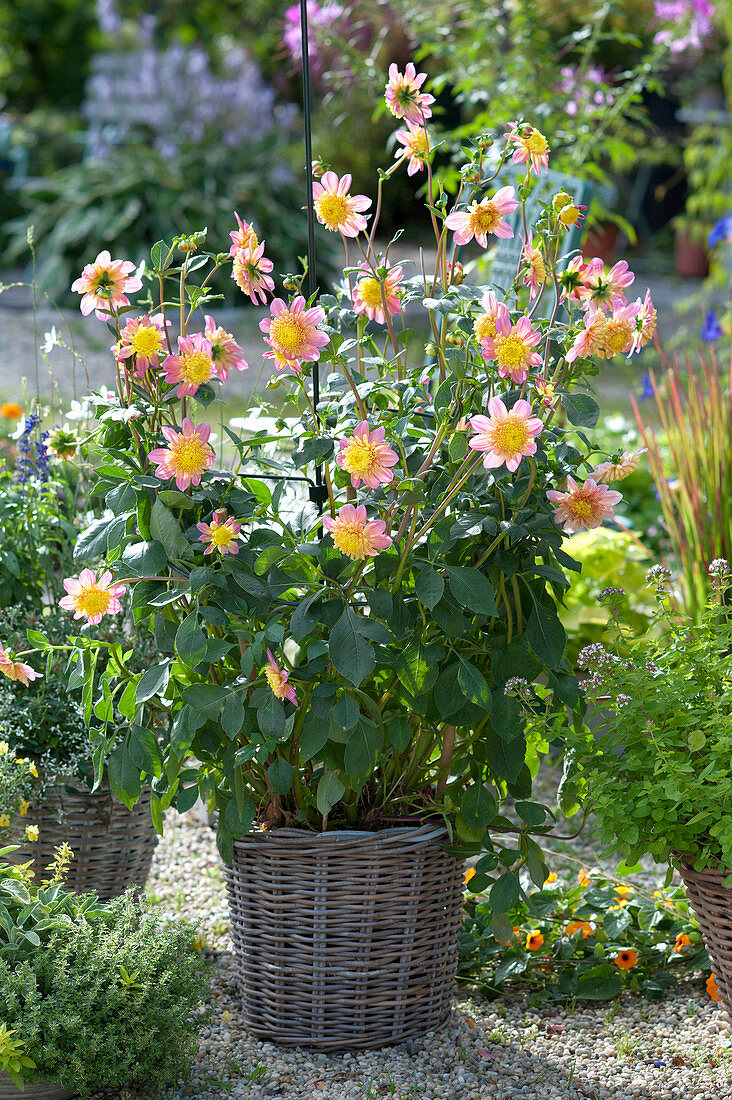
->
xmin=94 ymin=807 xmax=732 ymax=1100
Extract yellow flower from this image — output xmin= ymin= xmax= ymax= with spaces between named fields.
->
xmin=615 ymin=884 xmax=633 ymax=898
xmin=28 ymin=762 xmax=38 ymax=778
xmin=19 ymin=800 xmax=29 ymax=817
xmin=526 ymin=930 xmax=544 ymax=951
xmin=0 ymin=814 xmax=10 ymax=828
xmin=545 ymin=872 xmax=558 ymax=884
xmin=578 ymin=868 xmax=592 ymax=887
xmin=0 ymin=402 xmax=23 ymax=420
xmin=25 ymin=825 xmax=39 ymax=841
xmin=0 ymin=741 xmax=8 ymax=755
xmin=464 ymin=867 xmax=476 ymax=886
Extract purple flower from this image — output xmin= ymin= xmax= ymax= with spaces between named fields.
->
xmin=708 ymin=215 xmax=732 ymax=248
xmin=653 ymin=0 xmax=715 ymax=54
xmin=701 ymin=310 xmax=722 ymax=342
xmin=638 ymin=372 xmax=655 ymax=401
xmin=282 ymin=1 xmax=346 ymax=78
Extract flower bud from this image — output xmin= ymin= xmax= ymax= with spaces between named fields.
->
xmin=552 ymin=192 xmax=572 ymax=212
xmin=176 ymin=229 xmax=207 ymax=253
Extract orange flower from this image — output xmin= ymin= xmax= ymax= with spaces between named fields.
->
xmin=0 ymin=402 xmax=22 ymax=420
xmin=615 ymin=884 xmax=633 ymax=899
xmin=578 ymin=869 xmax=592 ymax=888
xmin=545 ymin=872 xmax=558 ymax=885
xmin=464 ymin=867 xmax=476 ymax=886
xmin=673 ymin=934 xmax=691 ymax=953
xmin=526 ymin=931 xmax=544 ymax=951
xmin=566 ymin=920 xmax=595 ymax=939
xmin=614 ymin=950 xmax=638 ymax=970
xmin=707 ymin=973 xmax=720 ymax=1001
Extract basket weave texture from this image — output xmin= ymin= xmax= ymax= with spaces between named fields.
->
xmin=677 ymin=859 xmax=732 ymax=1020
xmin=225 ymin=823 xmax=464 ymax=1050
xmin=0 ymin=1071 xmax=74 ymax=1100
xmin=9 ymin=779 xmax=157 ymax=901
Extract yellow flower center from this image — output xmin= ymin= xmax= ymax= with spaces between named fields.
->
xmin=211 ymin=524 xmax=235 ymax=548
xmin=602 ymin=319 xmax=634 ymax=357
xmin=358 ymin=277 xmax=384 ymax=309
xmin=316 ymin=192 xmax=351 ymax=229
xmin=170 ymin=437 xmax=211 ymax=477
xmin=469 ymin=201 xmax=501 ymax=236
xmin=265 ymin=666 xmax=288 ymax=699
xmin=342 ymin=438 xmax=379 ymax=478
xmin=496 ymin=333 xmax=529 ymax=368
xmin=76 ymin=586 xmax=112 ymax=619
xmin=409 ymin=130 xmax=430 ymax=157
xmin=559 ymin=204 xmax=581 ymax=227
xmin=525 ymin=130 xmax=549 ymax=155
xmin=332 ymin=521 xmax=371 ymax=560
xmin=492 ymin=418 xmax=531 ymax=457
xmin=130 ymin=325 xmax=164 ymax=358
xmin=570 ymin=498 xmax=593 ymax=520
xmin=180 ymin=350 xmax=213 ymax=385
xmin=474 ymin=313 xmax=497 ymax=341
xmin=269 ymin=313 xmax=308 ymax=359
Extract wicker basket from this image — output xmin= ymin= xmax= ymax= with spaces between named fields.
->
xmin=8 ymin=778 xmax=157 ymax=901
xmin=224 ymin=823 xmax=464 ymax=1049
xmin=677 ymin=858 xmax=732 ymax=1019
xmin=0 ymin=1071 xmax=74 ymax=1100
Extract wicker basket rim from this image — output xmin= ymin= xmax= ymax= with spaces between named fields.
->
xmin=233 ymin=822 xmax=449 ymax=849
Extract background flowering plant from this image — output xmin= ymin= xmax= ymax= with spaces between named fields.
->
xmin=7 ymin=68 xmax=659 ymax=909
xmin=567 ymin=562 xmax=732 ymax=877
xmin=459 ymin=865 xmax=712 ymax=1004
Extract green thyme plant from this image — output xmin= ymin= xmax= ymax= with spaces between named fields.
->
xmin=567 ymin=560 xmax=732 ymax=875
xmin=459 ymin=865 xmax=710 ymax=1004
xmin=0 ymin=852 xmax=206 ymax=1094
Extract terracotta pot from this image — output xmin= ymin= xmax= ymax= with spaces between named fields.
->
xmin=582 ymin=223 xmax=619 ymax=263
xmin=674 ymin=227 xmax=709 ymax=279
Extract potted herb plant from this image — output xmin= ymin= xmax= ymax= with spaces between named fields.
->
xmin=3 ymin=63 xmax=658 ymax=1047
xmin=567 ymin=560 xmax=732 ymax=1018
xmin=0 ymin=846 xmax=205 ymax=1097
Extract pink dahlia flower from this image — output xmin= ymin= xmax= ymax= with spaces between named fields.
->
xmin=469 ymin=397 xmax=543 ymax=472
xmin=232 ymin=241 xmax=275 ymax=305
xmin=197 ymin=511 xmax=242 ymax=555
xmin=264 ymin=648 xmax=298 ymax=706
xmin=229 ymin=211 xmax=259 ymax=256
xmin=351 ymin=262 xmax=404 ymax=324
xmin=336 ymin=420 xmax=398 ymax=489
xmin=630 ymin=290 xmax=657 ymax=353
xmin=473 ymin=291 xmax=509 ymax=343
xmin=504 ymin=123 xmax=550 ymax=175
xmin=384 ymin=62 xmax=435 ymax=125
xmin=444 ymin=187 xmax=518 ymax=247
xmin=116 ymin=313 xmax=169 ymax=378
xmin=547 ymin=476 xmax=622 ymax=534
xmin=204 ymin=315 xmax=248 ymax=380
xmin=324 ymin=503 xmax=392 ymax=560
xmin=521 ymin=233 xmax=547 ymax=300
xmin=599 ymin=300 xmax=642 ymax=359
xmin=565 ymin=304 xmax=609 ymax=364
xmin=591 ymin=449 xmax=646 ymax=483
xmin=313 ymin=172 xmax=371 ymax=238
xmin=482 ymin=313 xmax=542 ymax=384
xmin=559 ymin=255 xmax=589 ymax=303
xmin=71 ymin=250 xmax=142 ymax=321
xmin=394 ymin=121 xmax=431 ymax=175
xmin=162 ymin=333 xmax=216 ymax=397
xmin=578 ymin=258 xmax=635 ymax=308
xmin=148 ymin=418 xmax=215 ymax=491
xmin=0 ymin=643 xmax=41 ymax=686
xmin=59 ymin=569 xmax=126 ymax=625
xmin=260 ymin=296 xmax=328 ymax=373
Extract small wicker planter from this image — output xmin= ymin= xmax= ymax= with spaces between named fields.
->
xmin=224 ymin=823 xmax=464 ymax=1050
xmin=0 ymin=1072 xmax=74 ymax=1100
xmin=9 ymin=778 xmax=157 ymax=901
xmin=677 ymin=858 xmax=732 ymax=1020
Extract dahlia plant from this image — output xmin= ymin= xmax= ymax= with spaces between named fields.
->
xmin=3 ymin=68 xmax=657 ymax=908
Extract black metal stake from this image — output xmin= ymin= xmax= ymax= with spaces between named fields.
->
xmin=300 ymin=0 xmax=328 ymax=512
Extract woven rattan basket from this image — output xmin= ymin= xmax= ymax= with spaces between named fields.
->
xmin=677 ymin=858 xmax=732 ymax=1019
xmin=225 ymin=823 xmax=464 ymax=1049
xmin=8 ymin=778 xmax=157 ymax=901
xmin=0 ymin=1072 xmax=74 ymax=1100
